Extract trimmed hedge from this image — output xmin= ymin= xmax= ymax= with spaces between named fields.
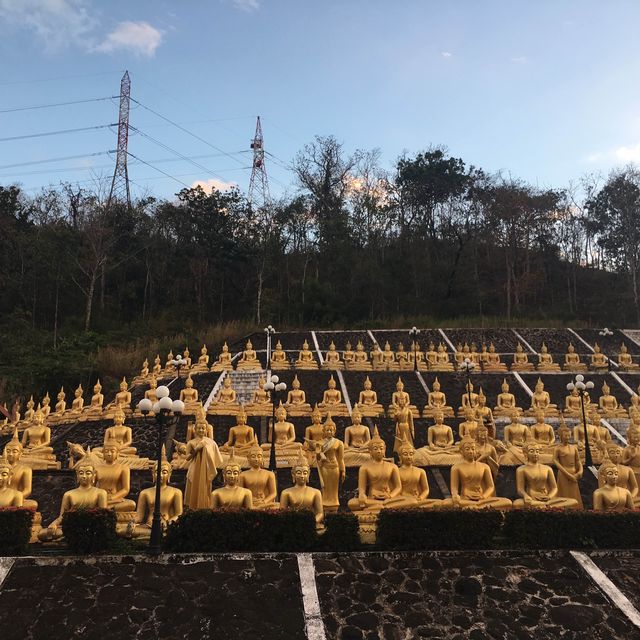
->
xmin=377 ymin=509 xmax=503 ymax=550
xmin=62 ymin=508 xmax=117 ymax=554
xmin=165 ymin=508 xmax=317 ymax=553
xmin=321 ymin=513 xmax=360 ymax=551
xmin=0 ymin=507 xmax=34 ymax=555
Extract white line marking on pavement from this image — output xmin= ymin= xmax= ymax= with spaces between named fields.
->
xmin=511 ymin=329 xmax=538 ymax=355
xmin=415 ymin=371 xmax=430 ymax=395
xmin=297 ymin=554 xmax=327 ymax=640
xmin=600 ymin=417 xmax=628 ymax=446
xmin=611 ymin=371 xmax=636 ymax=398
xmin=336 ymin=370 xmax=352 ymax=416
xmin=512 ymin=371 xmax=533 ymax=397
xmin=438 ymin=329 xmax=457 ymax=353
xmin=367 ymin=330 xmax=377 ymax=346
xmin=0 ymin=558 xmax=15 ymax=590
xmin=311 ymin=331 xmax=324 ymax=365
xmin=571 ymin=551 xmax=640 ymax=628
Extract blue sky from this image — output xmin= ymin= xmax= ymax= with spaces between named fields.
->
xmin=1 ymin=0 xmax=640 ymax=201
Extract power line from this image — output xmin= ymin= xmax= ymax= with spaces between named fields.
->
xmin=0 ymin=124 xmax=116 ymax=143
xmin=0 ymin=96 xmax=118 ymax=114
xmin=0 ymin=151 xmax=114 ymax=171
xmin=126 ymin=152 xmax=191 ymax=189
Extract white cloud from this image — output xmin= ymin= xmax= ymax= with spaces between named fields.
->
xmin=95 ymin=21 xmax=163 ymax=57
xmin=614 ymin=143 xmax=640 ymax=163
xmin=191 ymin=178 xmax=237 ymax=193
xmin=231 ymin=0 xmax=260 ymax=11
xmin=441 ymin=51 xmax=452 ymax=58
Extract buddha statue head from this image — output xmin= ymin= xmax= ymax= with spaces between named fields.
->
xmin=368 ymin=427 xmax=386 ymax=461
xmin=516 ymin=343 xmax=524 ymax=353
xmin=42 ymin=393 xmax=50 ymax=408
xmin=274 ymin=340 xmax=283 ymax=351
xmin=258 ymin=375 xmax=266 ymax=388
xmin=384 ymin=341 xmax=392 ymax=352
xmin=33 ymin=407 xmax=45 ymax=426
xmin=602 ymin=382 xmax=611 ymax=395
xmin=154 ymin=355 xmax=161 ymax=365
xmin=302 ymin=340 xmax=310 ymax=351
xmin=474 ymin=424 xmax=489 ymax=445
xmin=0 ymin=453 xmax=13 ymax=489
xmin=223 ymin=449 xmax=242 ymax=486
xmin=621 ymin=343 xmax=628 ymax=354
xmin=4 ymin=428 xmax=23 ymax=464
xmin=434 ymin=410 xmax=444 ymax=425
xmin=26 ymin=395 xmax=35 ymax=411
xmin=599 ymin=460 xmax=619 ymax=487
xmin=477 ymin=388 xmax=486 ymax=407
xmin=541 ymin=342 xmax=549 ymax=354
xmin=245 ymin=340 xmax=253 ymax=351
xmin=237 ymin=405 xmax=247 ymax=425
xmin=194 ymin=415 xmax=210 ymax=439
xmin=275 ymin=402 xmax=288 ymax=422
xmin=351 ymin=404 xmax=362 ymax=424
xmin=327 ymin=375 xmax=337 ymax=390
xmin=594 ymin=343 xmax=601 ymax=353
xmin=629 ymin=427 xmax=640 ymax=447
xmin=432 ymin=377 xmax=441 ymax=392
xmin=291 ymin=451 xmax=311 ymax=486
xmin=456 ymin=342 xmax=463 ymax=353
xmin=74 ymin=385 xmax=83 ymax=399
xmin=489 ymin=343 xmax=497 ymax=353
xmin=397 ymin=437 xmax=415 ymax=466
xmin=149 ymin=376 xmax=158 ymax=390
xmin=567 ymin=343 xmax=575 ymax=354
xmin=152 ymin=446 xmax=172 ymax=485
xmin=291 ymin=375 xmax=301 ymax=390
xmin=185 ymin=374 xmax=194 ymax=389
xmin=557 ymin=423 xmax=571 ymax=444
xmin=201 ymin=344 xmax=208 ymax=355
xmin=459 ymin=436 xmax=477 ymax=461
xmin=184 ymin=347 xmax=190 ymax=359
xmin=323 ymin=415 xmax=337 ymax=438
xmin=247 ymin=441 xmax=264 ymax=470
xmin=465 ymin=380 xmax=474 ymax=394
xmin=345 ymin=341 xmax=353 ymax=351
xmin=397 ymin=342 xmax=405 ymax=353
xmin=311 ymin=404 xmax=322 ymax=424
xmin=119 ymin=378 xmax=128 ymax=392
xmin=57 ymin=387 xmax=65 ymax=402
xmin=428 ymin=341 xmax=435 ymax=352
xmin=113 ymin=406 xmax=126 ymax=426
xmin=356 ymin=341 xmax=365 ymax=352
xmin=534 ymin=378 xmax=544 ymax=393
xmin=167 ymin=350 xmax=174 ymax=361
xmin=501 ymin=378 xmax=510 ymax=393
xmin=364 ymin=376 xmax=373 ymax=390
xmin=223 ymin=376 xmax=232 ymax=389
xmin=481 ymin=344 xmax=488 ymax=354
xmin=534 ymin=408 xmax=545 ymax=424
xmin=102 ymin=438 xmax=121 ymax=465
xmin=75 ymin=448 xmax=101 ymax=487
xmin=463 ymin=343 xmax=471 ymax=354
xmin=464 ymin=406 xmax=475 ymax=421
xmin=329 ymin=341 xmax=336 ymax=352
xmin=396 ymin=378 xmax=405 ymax=392
xmin=222 ymin=342 xmax=230 ymax=353
xmin=523 ymin=441 xmax=541 ymax=463
xmin=605 ymin=443 xmax=622 ymax=464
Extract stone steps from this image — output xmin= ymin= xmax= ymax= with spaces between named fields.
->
xmin=229 ymin=370 xmax=265 ymax=404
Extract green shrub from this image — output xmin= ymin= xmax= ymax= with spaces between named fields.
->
xmin=62 ymin=508 xmax=117 ymax=554
xmin=320 ymin=513 xmax=360 ymax=551
xmin=0 ymin=507 xmax=34 ymax=555
xmin=377 ymin=509 xmax=503 ymax=550
xmin=165 ymin=508 xmax=317 ymax=553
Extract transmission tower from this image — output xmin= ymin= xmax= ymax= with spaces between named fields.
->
xmin=107 ymin=70 xmax=131 ymax=209
xmin=248 ymin=116 xmax=271 ymax=209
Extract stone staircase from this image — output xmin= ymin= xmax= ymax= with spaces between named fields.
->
xmin=229 ymin=370 xmax=265 ymax=404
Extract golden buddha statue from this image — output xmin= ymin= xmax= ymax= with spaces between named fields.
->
xmin=393 ymin=395 xmax=415 ymax=453
xmin=39 ymin=393 xmax=51 ymax=420
xmin=393 ymin=439 xmax=440 ymax=509
xmin=500 ymin=412 xmax=531 ymax=465
xmin=343 ymin=404 xmax=372 ymax=467
xmin=433 ymin=343 xmax=454 ymax=371
xmin=318 ymin=374 xmax=348 ymax=416
xmin=304 ymin=404 xmax=325 ymax=459
xmin=207 ymin=375 xmax=240 ymax=416
xmin=458 ymin=407 xmax=479 ymax=439
xmin=349 ymin=340 xmax=372 ymax=371
xmin=0 ymin=454 xmax=23 ymax=507
xmin=179 ymin=374 xmax=199 ymax=414
xmin=211 ymin=451 xmax=253 ymax=509
xmin=181 ymin=347 xmax=192 ymax=370
xmin=443 ymin=438 xmax=512 ymax=509
xmin=284 ymin=374 xmax=312 ymax=416
xmin=514 ymin=442 xmax=579 ymax=509
xmin=280 ymin=452 xmax=324 ymax=525
xmin=163 ymin=350 xmax=176 ymax=375
xmin=370 ymin=342 xmax=385 ymax=370
xmin=152 ymin=354 xmax=162 ymax=377
xmin=453 ymin=342 xmax=466 ymax=367
xmin=220 ymin=406 xmax=256 ymax=464
xmin=475 ymin=391 xmax=495 ymax=438
xmin=127 ymin=452 xmax=183 ymax=538
xmin=425 ymin=341 xmax=438 ymax=368
xmin=192 ymin=344 xmax=210 ymax=373
xmin=3 ymin=429 xmax=38 ymax=509
xmin=295 ymin=340 xmax=318 ymax=370
xmin=101 ymin=407 xmax=137 ymax=457
xmin=184 ymin=417 xmax=223 ymax=510
xmin=39 ymin=449 xmax=108 ymax=542
xmin=563 ymin=342 xmax=587 ymax=372
xmin=474 ymin=424 xmax=500 ymax=478
xmin=494 ymin=379 xmax=522 ymax=417
xmin=186 ymin=407 xmax=214 ymax=441
xmin=343 ymin=341 xmax=356 ymax=367
xmin=484 ymin=343 xmax=507 ymax=372
xmin=144 ymin=376 xmax=159 ymax=404
xmin=511 ymin=343 xmax=534 ymax=371
xmin=357 ymin=376 xmax=384 ymax=417
xmin=537 ymin=343 xmax=560 ymax=371
xmin=600 ymin=443 xmax=640 ymax=508
xmin=96 ymin=439 xmax=136 ymax=516
xmin=593 ymin=461 xmax=634 ymax=511
xmin=590 ymin=343 xmax=608 ymax=370
xmin=409 ymin=341 xmax=427 ymax=371
xmin=20 ymin=409 xmax=58 ymax=469
xmin=563 ymin=386 xmax=589 ymax=417
xmin=308 ymin=416 xmax=345 ymax=512
xmin=572 ymin=414 xmax=602 ymax=461
xmin=457 ymin=381 xmax=479 ymax=417
xmin=322 ymin=341 xmax=344 ymax=370
xmin=68 ymin=384 xmax=85 ymax=418
xmin=414 ymin=411 xmax=459 ymax=465
xmin=479 ymin=344 xmax=489 ymax=367
xmin=381 ymin=341 xmax=398 ymax=370
xmin=261 ymin=403 xmax=304 ymax=466
xmin=133 ymin=358 xmax=150 ymax=385
xmin=528 ymin=409 xmax=556 ymax=461
xmin=110 ymin=377 xmax=132 ymax=416
xmin=553 ymin=424 xmax=584 ymax=508
xmin=47 ymin=387 xmax=66 ymax=425
xmin=236 ymin=340 xmax=262 ymax=371
xmin=527 ymin=378 xmax=558 ymax=417
xmin=396 ymin=342 xmax=411 ymax=370
xmin=348 ymin=428 xmax=402 ymax=513
xmin=423 ymin=376 xmax=454 ymax=418
xmin=389 ymin=377 xmax=419 ymax=418
xmin=622 ymin=426 xmax=640 ymax=482
xmin=270 ymin=340 xmax=290 ymax=370
xmin=210 ymin=341 xmax=234 ymax=372
xmin=631 ymin=393 xmax=640 ymax=420
xmin=618 ymin=343 xmax=638 ymax=370
xmin=239 ymin=444 xmax=278 ymax=509
xmin=20 ymin=395 xmax=36 ymax=426
xmin=598 ymin=382 xmax=626 ymax=418
xmin=245 ymin=375 xmax=272 ymax=416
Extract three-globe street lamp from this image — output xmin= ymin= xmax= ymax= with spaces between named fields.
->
xmin=264 ymin=325 xmax=276 ymax=366
xmin=263 ymin=374 xmax=287 ymax=471
xmin=460 ymin=357 xmax=476 ymax=409
xmin=566 ymin=374 xmax=595 ymax=468
xmin=409 ymin=326 xmax=420 ymax=372
xmin=599 ymin=327 xmax=614 ymax=372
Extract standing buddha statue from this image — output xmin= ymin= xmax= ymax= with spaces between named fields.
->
xmin=184 ymin=417 xmax=223 ymax=510
xmin=553 ymin=425 xmax=583 ymax=508
xmin=310 ymin=416 xmax=345 ymax=512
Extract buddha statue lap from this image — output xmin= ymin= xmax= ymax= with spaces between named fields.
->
xmin=413 ymin=411 xmax=460 ymax=466
xmin=261 ymin=403 xmax=304 ymax=467
xmin=184 ymin=419 xmax=224 ymax=510
xmin=211 ymin=451 xmax=253 ymax=509
xmin=322 ymin=341 xmax=344 ymax=370
xmin=284 ymin=374 xmax=312 ymax=416
xmin=483 ymin=343 xmax=507 ymax=372
xmin=553 ymin=425 xmax=584 ymax=508
xmin=511 ymin=343 xmax=534 ymax=372
xmin=20 ymin=410 xmax=59 ymax=470
xmin=308 ymin=416 xmax=345 ymax=512
xmin=280 ymin=453 xmax=324 ymax=526
xmin=422 ymin=376 xmax=454 ymax=418
xmin=295 ymin=340 xmax=318 ymax=370
xmin=318 ymin=374 xmax=348 ymax=417
xmin=357 ymin=376 xmax=384 ymax=417
xmin=388 ymin=377 xmax=419 ymax=419
xmin=270 ymin=340 xmax=290 ymax=371
xmin=433 ymin=343 xmax=454 ymax=371
xmin=527 ymin=378 xmax=559 ymax=417
xmin=245 ymin=375 xmax=272 ymax=417
xmin=600 ymin=444 xmax=640 ymax=508
xmin=347 ymin=340 xmax=372 ymax=371
xmin=537 ymin=343 xmax=560 ymax=372
xmin=207 ymin=375 xmax=241 ymax=416
xmin=563 ymin=343 xmax=587 ymax=372
xmin=618 ymin=343 xmax=639 ymax=371
xmin=220 ymin=406 xmax=256 ymax=466
xmin=598 ymin=382 xmax=627 ymax=418
xmin=239 ymin=444 xmax=278 ymax=509
xmin=236 ymin=340 xmax=262 ymax=371
xmin=514 ymin=442 xmax=579 ymax=509
xmin=191 ymin=344 xmax=210 ymax=373
xmin=179 ymin=374 xmax=200 ymax=414
xmin=494 ymin=379 xmax=522 ymax=417
xmin=593 ymin=461 xmax=634 ymax=511
xmin=211 ymin=341 xmax=235 ymax=372
xmin=343 ymin=404 xmax=372 ymax=467
xmin=590 ymin=343 xmax=609 ymax=370
xmin=457 ymin=381 xmax=479 ymax=417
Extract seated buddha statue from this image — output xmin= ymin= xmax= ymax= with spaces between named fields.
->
xmin=96 ymin=439 xmax=136 ymax=518
xmin=207 ymin=375 xmax=240 ymax=415
xmin=68 ymin=384 xmax=85 ymax=419
xmin=494 ymin=379 xmax=522 ymax=417
xmin=483 ymin=343 xmax=507 ymax=372
xmin=239 ymin=443 xmax=278 ymax=509
xmin=454 ymin=342 xmax=465 ymax=367
xmin=537 ymin=343 xmax=560 ymax=372
xmin=564 ymin=386 xmax=589 ymax=417
xmin=458 ymin=407 xmax=479 ymax=439
xmin=47 ymin=387 xmax=67 ymax=426
xmin=414 ymin=411 xmax=459 ymax=466
xmin=457 ymin=381 xmax=479 ymax=417
xmin=500 ymin=412 xmax=531 ymax=466
xmin=107 ymin=377 xmax=132 ymax=417
xmin=322 ymin=341 xmax=344 ymax=370
xmin=423 ymin=376 xmax=454 ymax=418
xmin=126 ymin=453 xmax=183 ymax=538
xmin=593 ymin=461 xmax=634 ymax=512
xmin=284 ymin=374 xmax=312 ymax=416
xmin=4 ymin=429 xmax=38 ymax=509
xmin=100 ymin=407 xmax=137 ymax=457
xmin=528 ymin=409 xmax=556 ymax=461
xmin=0 ymin=456 xmax=23 ymax=507
xmin=303 ymin=404 xmax=325 ymax=459
xmin=618 ymin=343 xmax=639 ymax=371
xmin=39 ymin=393 xmax=51 ymax=420
xmin=433 ymin=343 xmax=454 ymax=371
xmin=261 ymin=403 xmax=304 ymax=466
xmin=572 ymin=413 xmax=602 ymax=457
xmin=389 ymin=377 xmax=419 ymax=418
xmin=191 ymin=344 xmax=210 ymax=373
xmin=343 ymin=341 xmax=356 ymax=368
xmin=527 ymin=378 xmax=558 ymax=417
xmin=280 ymin=452 xmax=324 ymax=525
xmin=318 ymin=375 xmax=348 ymax=416
xmin=348 ymin=428 xmax=402 ymax=513
xmin=245 ymin=375 xmax=272 ymax=416
xmin=474 ymin=424 xmax=500 ymax=479
xmin=181 ymin=347 xmax=192 ymax=371
xmin=370 ymin=342 xmax=384 ymax=370
xmin=38 ymin=449 xmax=108 ymax=542
xmin=357 ymin=376 xmax=384 ymax=417
xmin=631 ymin=393 xmax=640 ymax=420
xmin=601 ymin=444 xmax=640 ymax=507
xmin=133 ymin=358 xmax=150 ymax=385
xmin=179 ymin=374 xmax=199 ymax=414
xmin=163 ymin=350 xmax=176 ymax=375
xmin=479 ymin=344 xmax=489 ymax=367
xmin=295 ymin=340 xmax=318 ymax=370
xmin=349 ymin=340 xmax=372 ymax=371
xmin=474 ymin=393 xmax=495 ymax=439
xmin=343 ymin=404 xmax=372 ymax=467
xmin=392 ymin=439 xmax=441 ymax=509
xmin=622 ymin=426 xmax=640 ymax=481
xmin=409 ymin=341 xmax=427 ymax=371
xmin=20 ymin=409 xmax=58 ymax=469
xmin=211 ymin=451 xmax=253 ymax=509
xmin=563 ymin=343 xmax=587 ymax=372
xmin=236 ymin=340 xmax=262 ymax=371
xmin=19 ymin=396 xmax=35 ymax=427
xmin=396 ymin=342 xmax=411 ymax=370
xmin=425 ymin=342 xmax=438 ymax=368
xmin=514 ymin=442 xmax=579 ymax=509
xmin=211 ymin=341 xmax=234 ymax=372
xmin=152 ymin=355 xmax=162 ymax=377
xmin=511 ymin=343 xmax=534 ymax=371
xmin=270 ymin=340 xmax=290 ymax=371
xmin=381 ymin=341 xmax=398 ymax=370
xmin=598 ymin=382 xmax=626 ymax=418
xmin=443 ymin=438 xmax=512 ymax=509
xmin=590 ymin=343 xmax=608 ymax=370
xmin=220 ymin=406 xmax=256 ymax=463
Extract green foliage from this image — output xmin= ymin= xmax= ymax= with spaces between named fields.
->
xmin=61 ymin=508 xmax=117 ymax=554
xmin=165 ymin=508 xmax=317 ymax=552
xmin=376 ymin=509 xmax=503 ymax=550
xmin=320 ymin=513 xmax=361 ymax=551
xmin=0 ymin=507 xmax=34 ymax=555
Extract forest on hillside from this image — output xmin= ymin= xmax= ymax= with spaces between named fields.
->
xmin=1 ymin=138 xmax=639 ymax=400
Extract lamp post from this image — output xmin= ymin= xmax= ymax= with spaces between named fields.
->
xmin=137 ymin=358 xmax=185 ymax=556
xmin=263 ymin=373 xmax=287 ymax=471
xmin=264 ymin=325 xmax=276 ymax=367
xmin=566 ymin=374 xmax=595 ymax=467
xmin=409 ymin=326 xmax=420 ymax=372
xmin=599 ymin=327 xmax=614 ymax=371
xmin=460 ymin=357 xmax=476 ymax=409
